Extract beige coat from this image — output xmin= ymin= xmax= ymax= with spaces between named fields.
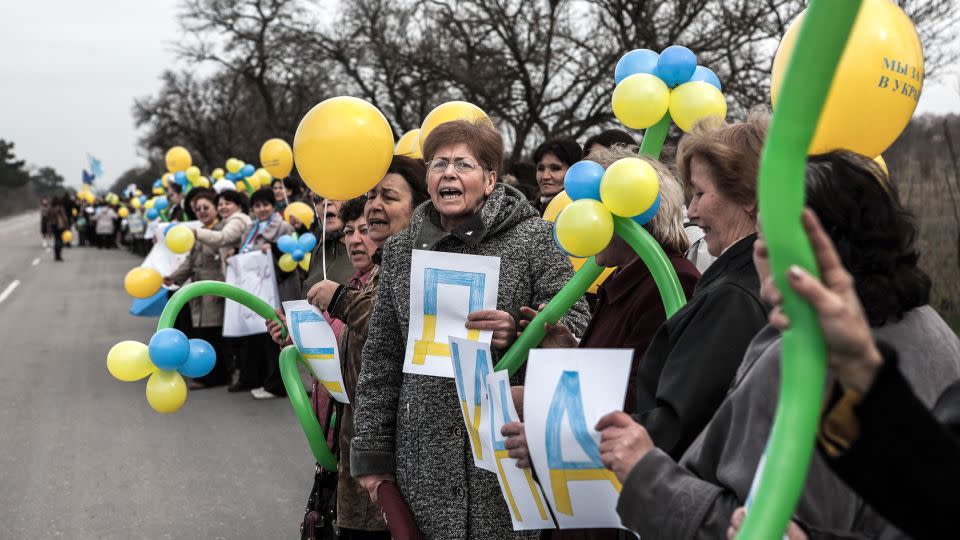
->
xmin=196 ymin=211 xmax=252 ymax=273
xmin=168 ymin=220 xmax=227 ymax=328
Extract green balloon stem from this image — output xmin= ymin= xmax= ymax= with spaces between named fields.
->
xmin=156 ymin=281 xmax=286 ymax=341
xmin=639 ymin=112 xmax=672 ymax=159
xmin=494 ymin=258 xmax=605 ymax=376
xmin=279 ymin=345 xmax=339 ymax=470
xmin=737 ymin=1 xmax=861 ymax=538
xmin=613 ymin=217 xmax=686 ymax=318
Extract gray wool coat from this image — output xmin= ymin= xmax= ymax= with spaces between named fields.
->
xmin=616 ymin=306 xmax=960 ymax=539
xmin=351 ymin=184 xmax=591 ymax=539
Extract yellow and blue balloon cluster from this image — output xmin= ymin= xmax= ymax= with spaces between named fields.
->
xmin=612 ymin=45 xmax=726 ymax=132
xmin=107 ymin=328 xmax=216 ymax=413
xmin=553 ymin=158 xmax=660 ymax=257
xmin=276 ymin=232 xmax=316 ymax=272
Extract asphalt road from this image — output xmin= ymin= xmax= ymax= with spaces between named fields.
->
xmin=0 ymin=212 xmax=315 ymax=539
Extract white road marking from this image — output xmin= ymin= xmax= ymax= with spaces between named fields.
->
xmin=31 ymin=258 xmax=40 ymax=266
xmin=0 ymin=280 xmax=20 ymax=304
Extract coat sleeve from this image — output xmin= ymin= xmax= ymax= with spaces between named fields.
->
xmin=634 ymin=284 xmax=767 ymax=458
xmin=167 ymin=248 xmax=196 ymax=285
xmin=350 ymin=250 xmax=405 ymax=477
xmin=196 ymin=216 xmax=247 ymax=248
xmin=529 ymin=222 xmax=591 ymax=338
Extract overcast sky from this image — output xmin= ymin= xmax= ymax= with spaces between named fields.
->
xmin=2 ymin=1 xmax=958 ymax=191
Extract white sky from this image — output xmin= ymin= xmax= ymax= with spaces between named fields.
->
xmin=1 ymin=1 xmax=958 ymax=190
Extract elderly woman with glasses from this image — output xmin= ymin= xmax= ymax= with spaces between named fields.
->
xmin=350 ymin=119 xmax=591 ymax=538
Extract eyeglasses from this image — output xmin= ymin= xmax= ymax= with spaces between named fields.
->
xmin=428 ymin=158 xmax=487 ymax=174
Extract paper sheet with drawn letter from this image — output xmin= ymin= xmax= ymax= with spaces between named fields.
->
xmin=449 ymin=337 xmax=496 ymax=472
xmin=282 ymin=300 xmax=350 ymax=403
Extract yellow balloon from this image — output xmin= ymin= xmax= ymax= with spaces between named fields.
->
xmin=260 ymin=138 xmax=294 ymax=179
xmin=236 ymin=180 xmax=247 ymax=192
xmin=144 ymin=198 xmax=156 ymax=209
xmin=195 ymin=176 xmax=210 ymax=188
xmin=294 ymin=96 xmax=395 ymax=200
xmin=874 ymin=154 xmax=888 ymax=175
xmin=124 ymin=267 xmax=163 ymax=299
xmin=299 ymin=251 xmax=312 ymax=271
xmin=283 ymin=201 xmax=315 ymax=229
xmin=612 ymin=74 xmax=671 ymax=129
xmin=554 ymin=199 xmax=614 ymax=258
xmin=600 ymin=158 xmax=659 ymax=217
xmin=772 ymin=0 xmax=923 ymax=156
xmin=395 ymin=129 xmax=423 ymax=159
xmin=255 ymin=168 xmax=273 ymax=187
xmin=278 ymin=253 xmax=298 ymax=272
xmin=152 ymin=187 xmax=165 ymax=196
xmin=669 ymin=81 xmax=727 ymax=132
xmin=419 ymin=101 xmax=490 ymax=155
xmin=543 ymin=190 xmax=615 ymax=294
xmin=185 ymin=166 xmax=201 ymax=183
xmin=118 ymin=207 xmax=129 ymax=218
xmin=246 ymin=174 xmax=261 ymax=191
xmin=211 ymin=168 xmax=225 ymax=180
xmin=145 ymin=370 xmax=187 ymax=414
xmin=106 ymin=340 xmax=155 ymax=382
xmin=165 ymin=224 xmax=196 ymax=254
xmin=134 ymin=190 xmax=143 ymax=197
xmin=226 ymin=158 xmax=242 ymax=174
xmin=165 ymin=146 xmax=192 ymax=173
xmin=131 ymin=198 xmax=141 ymax=209
xmin=61 ymin=230 xmax=73 ymax=244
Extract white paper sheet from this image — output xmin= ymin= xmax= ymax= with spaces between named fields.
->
xmin=140 ymin=238 xmax=186 ymax=279
xmin=449 ymin=337 xmax=496 ymax=472
xmin=282 ymin=300 xmax=349 ymax=403
xmin=403 ymin=250 xmax=500 ymax=378
xmin=223 ymin=251 xmax=280 ymax=337
xmin=524 ymin=349 xmax=632 ymax=529
xmin=487 ymin=369 xmax=557 ymax=531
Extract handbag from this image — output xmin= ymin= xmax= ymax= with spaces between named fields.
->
xmin=300 ymin=379 xmax=343 ymax=540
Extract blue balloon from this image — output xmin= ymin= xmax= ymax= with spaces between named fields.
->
xmin=564 ymin=160 xmax=605 ymax=201
xmin=277 ymin=234 xmax=298 ymax=254
xmin=614 ymin=49 xmax=659 ymax=84
xmin=139 ymin=195 xmax=147 ymax=204
xmin=241 ymin=164 xmax=255 ymax=177
xmin=178 ymin=339 xmax=216 ymax=378
xmin=297 ymin=232 xmax=317 ymax=252
xmin=689 ymin=65 xmax=721 ymax=90
xmin=654 ymin=45 xmax=697 ymax=87
xmin=148 ymin=328 xmax=191 ymax=370
xmin=146 ymin=208 xmax=159 ymax=220
xmin=154 ymin=197 xmax=169 ymax=210
xmin=292 ymin=249 xmax=305 ymax=262
xmin=152 ymin=179 xmax=163 ymax=189
xmin=631 ymin=193 xmax=661 ymax=225
xmin=174 ymin=171 xmax=187 ymax=184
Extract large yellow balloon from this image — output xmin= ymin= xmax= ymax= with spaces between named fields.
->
xmin=118 ymin=207 xmax=129 ymax=218
xmin=395 ymin=129 xmax=423 ymax=159
xmin=283 ymin=201 xmax=315 ymax=229
xmin=669 ymin=81 xmax=727 ymax=132
xmin=107 ymin=341 xmax=155 ymax=382
xmin=260 ymin=138 xmax=294 ymax=179
xmin=612 ymin=74 xmax=670 ymax=129
xmin=294 ymin=96 xmax=394 ymax=200
xmin=543 ymin=191 xmax=615 ymax=294
xmin=419 ymin=101 xmax=490 ymax=155
xmin=61 ymin=230 xmax=74 ymax=244
xmin=772 ymin=0 xmax=923 ymax=157
xmin=600 ymin=158 xmax=659 ymax=217
xmin=165 ymin=224 xmax=196 ymax=254
xmin=124 ymin=267 xmax=163 ymax=298
xmin=165 ymin=146 xmax=192 ymax=173
xmin=145 ymin=370 xmax=187 ymax=413
xmin=554 ymin=200 xmax=614 ymax=258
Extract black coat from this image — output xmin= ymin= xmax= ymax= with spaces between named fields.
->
xmin=822 ymin=344 xmax=960 ymax=540
xmin=632 ymin=233 xmax=767 ymax=459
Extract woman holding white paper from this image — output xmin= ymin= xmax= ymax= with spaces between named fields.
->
xmin=350 ymin=118 xmax=591 ymax=539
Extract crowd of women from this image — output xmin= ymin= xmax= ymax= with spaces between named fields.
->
xmin=77 ymin=107 xmax=960 ymax=539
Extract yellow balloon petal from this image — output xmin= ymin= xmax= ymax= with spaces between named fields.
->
xmin=107 ymin=341 xmax=156 ymax=382
xmin=278 ymin=253 xmax=298 ymax=272
xmin=668 ymin=81 xmax=727 ymax=132
xmin=554 ymin=200 xmax=614 ymax=258
xmin=612 ymin=74 xmax=670 ymax=129
xmin=600 ymin=158 xmax=659 ymax=217
xmin=299 ymin=252 xmax=312 ymax=271
xmin=145 ymin=370 xmax=187 ymax=413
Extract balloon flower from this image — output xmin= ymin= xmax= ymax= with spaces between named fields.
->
xmin=277 ymin=232 xmax=316 ymax=272
xmin=106 ymin=329 xmax=216 ymax=413
xmin=611 ymin=45 xmax=727 ymax=154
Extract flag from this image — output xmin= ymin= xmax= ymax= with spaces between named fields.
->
xmin=81 ymin=169 xmax=95 ymax=185
xmin=87 ymin=154 xmax=103 ymax=178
